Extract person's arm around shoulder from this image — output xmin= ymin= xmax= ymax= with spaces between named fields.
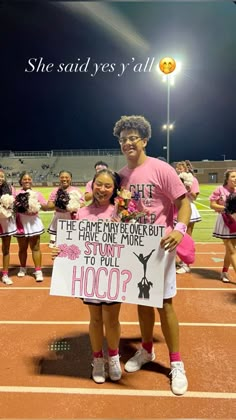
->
xmin=160 ymin=195 xmax=191 ymax=252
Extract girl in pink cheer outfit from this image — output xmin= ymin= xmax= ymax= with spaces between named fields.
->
xmin=0 ymin=170 xmax=17 ymax=285
xmin=53 ymin=169 xmax=122 ymax=384
xmin=14 ymin=171 xmax=48 ymax=282
xmin=209 ymin=169 xmax=236 ymax=282
xmin=175 ymin=161 xmax=200 ymax=273
xmin=47 ymin=170 xmax=84 ymax=247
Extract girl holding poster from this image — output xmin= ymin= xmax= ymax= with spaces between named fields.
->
xmin=53 ymin=168 xmax=122 ymax=384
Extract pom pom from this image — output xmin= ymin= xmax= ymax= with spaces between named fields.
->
xmin=66 ymin=190 xmax=82 ymax=213
xmin=0 ymin=194 xmax=14 ymax=218
xmin=14 ymin=192 xmax=30 ymax=213
xmin=28 ymin=190 xmax=41 ymax=213
xmin=55 ymin=188 xmax=70 ymax=210
xmin=14 ymin=190 xmax=41 ymax=214
xmin=179 ymin=172 xmax=194 ymax=188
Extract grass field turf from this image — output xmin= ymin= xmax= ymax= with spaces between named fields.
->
xmin=10 ymin=184 xmax=220 ymax=244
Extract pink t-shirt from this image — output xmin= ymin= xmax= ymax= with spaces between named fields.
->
xmin=76 ymin=203 xmax=114 ymax=221
xmin=209 ymin=185 xmax=235 ymax=206
xmin=119 ymin=157 xmax=187 ymax=233
xmin=49 ymin=186 xmax=83 ymax=202
xmin=85 ymin=180 xmax=93 ymax=194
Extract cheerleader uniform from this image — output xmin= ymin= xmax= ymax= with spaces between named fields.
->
xmin=0 ymin=186 xmax=17 ymax=237
xmin=47 ymin=186 xmax=84 ymax=236
xmin=14 ymin=189 xmax=47 ymax=237
xmin=188 ymin=177 xmax=201 ymax=223
xmin=210 ymin=185 xmax=236 ymax=239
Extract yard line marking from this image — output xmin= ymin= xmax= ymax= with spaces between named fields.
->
xmin=0 ymin=321 xmax=235 ymax=327
xmin=0 ymin=386 xmax=235 ymax=399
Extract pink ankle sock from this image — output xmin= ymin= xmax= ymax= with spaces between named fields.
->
xmin=108 ymin=348 xmax=119 ymax=357
xmin=2 ymin=271 xmax=8 ymax=276
xmin=169 ymin=352 xmax=181 ymax=362
xmin=222 ymin=267 xmax=228 ymax=273
xmin=142 ymin=341 xmax=153 ymax=354
xmin=35 ymin=267 xmax=41 ymax=272
xmin=93 ymin=350 xmax=103 ymax=358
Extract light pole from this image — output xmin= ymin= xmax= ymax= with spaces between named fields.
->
xmin=162 ymin=119 xmax=174 ymax=163
xmin=158 ymin=60 xmax=181 ymax=163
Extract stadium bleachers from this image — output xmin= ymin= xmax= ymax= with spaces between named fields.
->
xmin=0 ymin=150 xmax=126 ymax=185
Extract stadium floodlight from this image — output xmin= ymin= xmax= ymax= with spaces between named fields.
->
xmin=157 ymin=60 xmax=182 ymax=163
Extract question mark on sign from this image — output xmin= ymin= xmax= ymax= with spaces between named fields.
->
xmin=121 ymin=270 xmax=132 ymax=301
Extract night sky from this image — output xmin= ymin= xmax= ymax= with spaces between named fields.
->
xmin=1 ymin=1 xmax=236 ymax=162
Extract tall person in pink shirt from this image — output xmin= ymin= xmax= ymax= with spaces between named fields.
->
xmin=113 ymin=115 xmax=191 ymax=395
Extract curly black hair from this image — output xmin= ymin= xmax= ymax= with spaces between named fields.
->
xmin=113 ymin=115 xmax=152 ymax=140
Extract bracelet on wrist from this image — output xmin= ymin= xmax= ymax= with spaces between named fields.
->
xmin=174 ymin=222 xmax=187 ymax=236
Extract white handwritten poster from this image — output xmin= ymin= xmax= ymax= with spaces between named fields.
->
xmin=50 ymin=219 xmax=165 ymax=307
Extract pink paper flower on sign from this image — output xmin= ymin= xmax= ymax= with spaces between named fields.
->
xmin=67 ymin=244 xmax=81 ymax=260
xmin=58 ymin=244 xmax=69 ymax=257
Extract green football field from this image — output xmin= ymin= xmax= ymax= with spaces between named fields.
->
xmin=11 ymin=184 xmax=220 ymax=244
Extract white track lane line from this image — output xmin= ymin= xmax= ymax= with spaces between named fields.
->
xmin=0 ymin=321 xmax=235 ymax=327
xmin=0 ymin=386 xmax=235 ymax=399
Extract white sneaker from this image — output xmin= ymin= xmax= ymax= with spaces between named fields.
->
xmin=108 ymin=355 xmax=122 ymax=381
xmin=220 ymin=272 xmax=230 ymax=283
xmin=48 ymin=241 xmax=56 ymax=249
xmin=2 ymin=274 xmax=13 ymax=285
xmin=34 ymin=270 xmax=44 ymax=282
xmin=176 ymin=264 xmax=191 ymax=274
xmin=92 ymin=357 xmax=106 ymax=384
xmin=124 ymin=347 xmax=155 ymax=373
xmin=170 ymin=361 xmax=188 ymax=395
xmin=17 ymin=267 xmax=27 ymax=277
